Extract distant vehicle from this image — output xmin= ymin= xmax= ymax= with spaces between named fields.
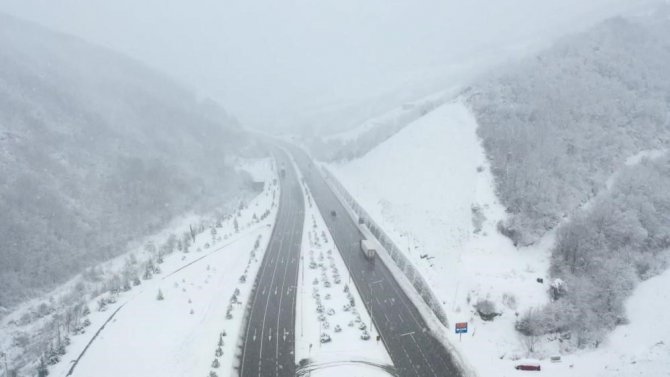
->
xmin=279 ymin=167 xmax=286 ymax=178
xmin=360 ymin=239 xmax=376 ymax=260
xmin=514 ymin=360 xmax=541 ymax=371
xmin=358 ymin=217 xmax=365 ymax=225
xmin=330 ymin=210 xmax=337 ymax=217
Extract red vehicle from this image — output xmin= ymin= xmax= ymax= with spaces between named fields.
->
xmin=515 ymin=360 xmax=541 ymax=371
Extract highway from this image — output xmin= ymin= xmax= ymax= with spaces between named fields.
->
xmin=239 ymin=149 xmax=305 ymax=377
xmin=289 ymin=146 xmax=462 ymax=377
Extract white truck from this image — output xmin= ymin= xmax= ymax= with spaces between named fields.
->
xmin=360 ymin=239 xmax=376 ymax=260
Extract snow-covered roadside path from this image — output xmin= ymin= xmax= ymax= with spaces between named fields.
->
xmin=291 ymin=156 xmax=393 ymax=377
xmin=61 ymin=227 xmax=269 ymax=377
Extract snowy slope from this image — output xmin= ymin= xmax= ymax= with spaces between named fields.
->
xmin=327 ymin=100 xmax=552 ymax=376
xmin=523 ymin=267 xmax=670 ymax=377
xmin=327 ymin=98 xmax=670 ymax=376
xmin=62 ymin=229 xmax=267 ymax=377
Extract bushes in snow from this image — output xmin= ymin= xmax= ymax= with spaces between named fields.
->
xmin=523 ymin=154 xmax=670 ymax=347
xmin=474 ymin=299 xmax=499 ymax=321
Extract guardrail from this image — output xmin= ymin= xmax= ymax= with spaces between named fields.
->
xmin=320 ymin=167 xmax=449 ymax=327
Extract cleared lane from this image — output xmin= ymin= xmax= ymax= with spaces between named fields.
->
xmin=239 ymin=149 xmax=305 ymax=377
xmin=289 ymin=146 xmax=462 ymax=377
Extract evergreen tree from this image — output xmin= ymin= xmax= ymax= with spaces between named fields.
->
xmin=37 ymin=357 xmax=48 ymax=377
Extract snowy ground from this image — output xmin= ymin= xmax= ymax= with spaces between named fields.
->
xmin=292 ymin=157 xmax=393 ymax=377
xmin=0 ymin=158 xmax=279 ymax=377
xmin=525 ymin=267 xmax=670 ymax=377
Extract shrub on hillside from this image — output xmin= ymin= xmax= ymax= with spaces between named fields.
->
xmin=474 ymin=299 xmax=499 ymax=321
xmin=526 ymin=155 xmax=670 ymax=347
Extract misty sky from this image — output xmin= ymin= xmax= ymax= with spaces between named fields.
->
xmin=0 ymin=0 xmax=653 ymax=129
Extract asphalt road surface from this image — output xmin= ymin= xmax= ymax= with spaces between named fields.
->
xmin=289 ymin=146 xmax=462 ymax=377
xmin=239 ymin=149 xmax=305 ymax=377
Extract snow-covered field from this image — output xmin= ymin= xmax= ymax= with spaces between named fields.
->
xmin=0 ymin=158 xmax=279 ymax=377
xmin=325 ymin=99 xmax=670 ymax=376
xmin=292 ymin=156 xmax=392 ymax=377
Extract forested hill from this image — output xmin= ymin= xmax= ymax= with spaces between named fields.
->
xmin=0 ymin=13 xmax=250 ymax=309
xmin=468 ymin=9 xmax=670 ymax=246
xmin=467 ymin=7 xmax=670 ymax=346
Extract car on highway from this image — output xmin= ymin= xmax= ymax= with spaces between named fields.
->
xmin=330 ymin=210 xmax=337 ymax=217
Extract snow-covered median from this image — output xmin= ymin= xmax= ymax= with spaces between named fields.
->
xmin=293 ymin=161 xmax=393 ymax=377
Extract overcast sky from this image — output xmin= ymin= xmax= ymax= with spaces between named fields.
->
xmin=0 ymin=0 xmax=654 ymax=129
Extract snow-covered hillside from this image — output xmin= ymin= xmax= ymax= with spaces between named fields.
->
xmin=327 ymin=100 xmax=547 ymax=375
xmin=0 ymin=158 xmax=278 ymax=377
xmin=326 ymin=99 xmax=670 ymax=376
xmin=565 ymin=268 xmax=670 ymax=377
xmin=0 ymin=12 xmax=248 ymax=310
